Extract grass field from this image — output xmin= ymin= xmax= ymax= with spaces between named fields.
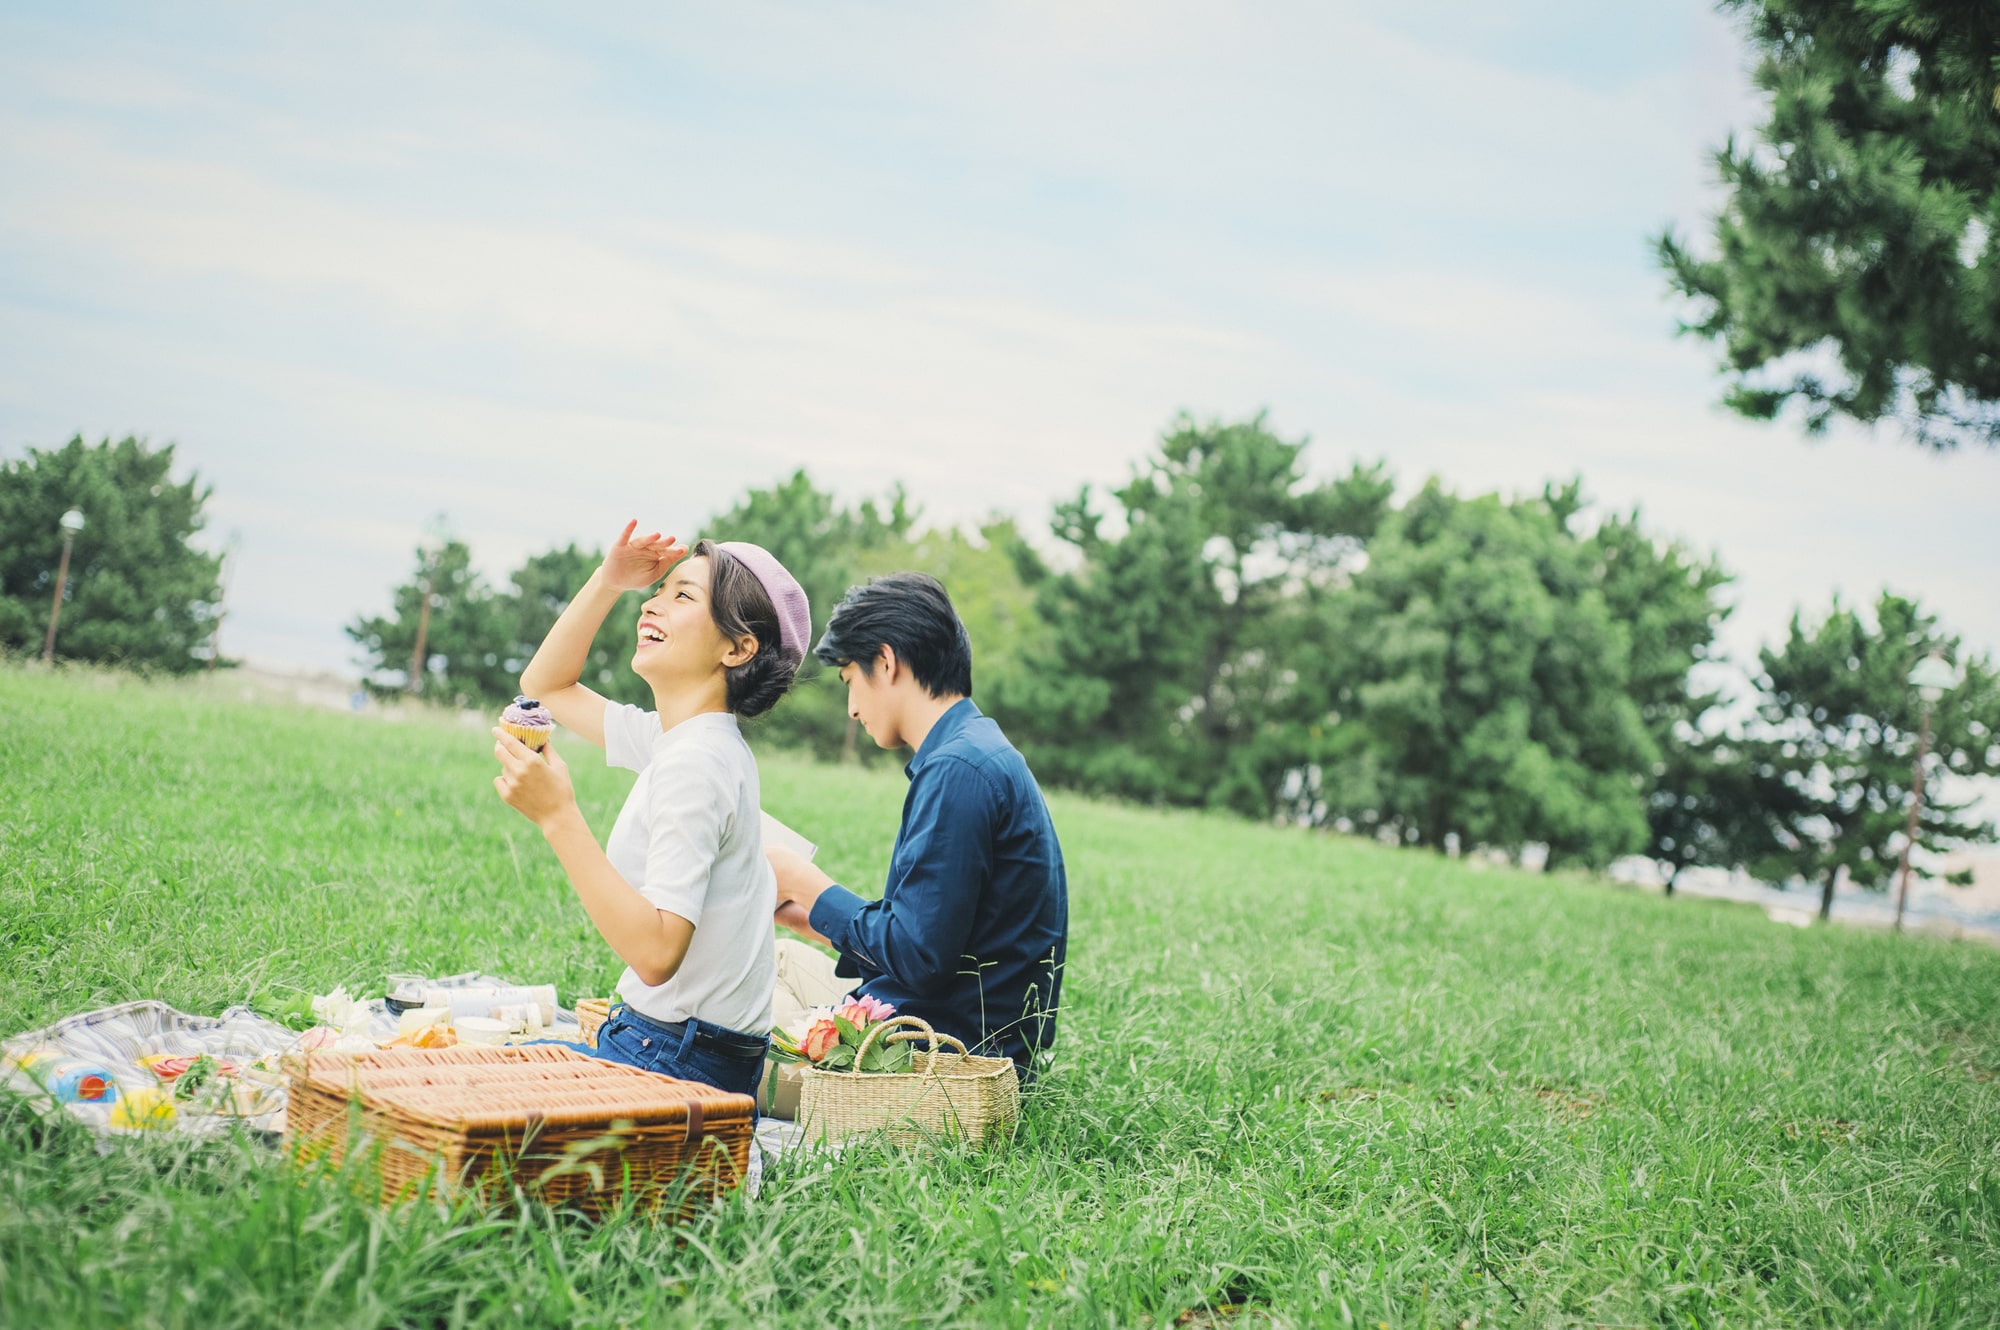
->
xmin=5 ymin=664 xmax=2000 ymax=1329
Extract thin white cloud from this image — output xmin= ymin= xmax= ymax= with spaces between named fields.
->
xmin=0 ymin=0 xmax=1992 ymax=685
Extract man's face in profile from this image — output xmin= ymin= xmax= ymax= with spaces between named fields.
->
xmin=839 ymin=653 xmax=902 ymax=750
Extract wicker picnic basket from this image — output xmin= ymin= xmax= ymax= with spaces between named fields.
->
xmin=574 ymin=998 xmax=611 ymax=1048
xmin=797 ymin=1015 xmax=1020 ymax=1148
xmin=283 ymin=1044 xmax=753 ymax=1218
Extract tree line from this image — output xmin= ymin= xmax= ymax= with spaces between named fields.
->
xmin=6 ymin=427 xmax=1998 ymax=911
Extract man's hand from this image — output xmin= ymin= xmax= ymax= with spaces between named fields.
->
xmin=601 ymin=519 xmax=688 ymax=593
xmin=773 ymin=899 xmax=831 ymax=945
xmin=768 ymin=845 xmax=836 ymax=915
xmin=493 ymin=730 xmax=579 ymax=830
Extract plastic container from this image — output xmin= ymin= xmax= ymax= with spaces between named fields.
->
xmin=424 ymin=985 xmax=556 ymax=1026
xmin=10 ymin=1051 xmax=121 ymax=1104
xmin=384 ymin=974 xmax=429 ymax=1014
xmin=454 ymin=1017 xmax=509 ymax=1046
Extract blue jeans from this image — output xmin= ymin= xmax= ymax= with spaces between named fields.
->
xmin=581 ymin=1006 xmax=770 ymax=1105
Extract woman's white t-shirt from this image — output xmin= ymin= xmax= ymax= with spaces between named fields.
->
xmin=601 ymin=704 xmax=776 ymax=1035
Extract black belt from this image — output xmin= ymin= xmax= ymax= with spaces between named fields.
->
xmin=613 ymin=1005 xmax=768 ymax=1061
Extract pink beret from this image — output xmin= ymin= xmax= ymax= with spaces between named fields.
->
xmin=716 ymin=541 xmax=811 ymax=665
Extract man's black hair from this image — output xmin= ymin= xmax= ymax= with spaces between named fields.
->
xmin=814 ymin=572 xmax=973 ymax=699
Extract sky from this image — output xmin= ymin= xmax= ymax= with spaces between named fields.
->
xmin=2 ymin=1 xmax=1996 ymax=682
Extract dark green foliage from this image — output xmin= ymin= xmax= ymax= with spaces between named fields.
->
xmin=1018 ymin=413 xmax=1392 ymax=814
xmin=1320 ymin=482 xmax=1660 ymax=870
xmin=0 ymin=436 xmax=223 ymax=671
xmin=1586 ymin=500 xmax=1758 ymax=884
xmin=345 ymin=543 xmax=653 ymax=711
xmin=1647 ymin=732 xmax=1787 ymax=893
xmin=1748 ymin=592 xmax=2000 ymax=908
xmin=1661 ymin=0 xmax=2000 ymax=448
xmin=857 ymin=519 xmax=1052 ymax=722
xmin=346 ymin=538 xmax=514 ymax=705
xmin=334 ymin=423 xmax=1992 ymax=884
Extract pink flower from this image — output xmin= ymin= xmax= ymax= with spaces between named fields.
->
xmin=801 ymin=1019 xmax=841 ymax=1063
xmin=835 ymin=995 xmax=896 ymax=1027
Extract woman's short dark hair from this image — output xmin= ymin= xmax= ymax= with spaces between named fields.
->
xmin=692 ymin=538 xmax=798 ymax=719
xmin=814 ymin=572 xmax=972 ymax=699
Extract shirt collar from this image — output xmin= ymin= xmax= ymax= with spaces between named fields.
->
xmin=653 ymin=709 xmax=739 ymax=750
xmin=905 ymin=697 xmax=980 ymax=781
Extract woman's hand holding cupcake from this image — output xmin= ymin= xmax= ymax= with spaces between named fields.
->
xmin=493 ymin=728 xmax=578 ymax=829
xmin=602 ymin=520 xmax=688 ymax=592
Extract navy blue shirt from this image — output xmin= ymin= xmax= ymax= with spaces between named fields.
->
xmin=808 ymin=699 xmax=1068 ymax=1075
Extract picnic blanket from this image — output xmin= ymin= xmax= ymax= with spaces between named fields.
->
xmin=0 ymin=973 xmax=585 ymax=1139
xmin=3 ymin=978 xmax=800 ymax=1190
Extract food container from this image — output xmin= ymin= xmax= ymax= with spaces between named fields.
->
xmin=396 ymin=1007 xmax=451 ymax=1037
xmin=282 ymin=1045 xmax=754 ymax=1218
xmin=454 ymin=1016 xmax=509 ymax=1046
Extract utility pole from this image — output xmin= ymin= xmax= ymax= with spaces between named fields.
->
xmin=41 ymin=508 xmax=85 ymax=662
xmin=406 ymin=515 xmax=449 ymax=696
xmin=407 ymin=550 xmax=434 ymax=696
xmin=1893 ymin=652 xmax=1957 ymax=932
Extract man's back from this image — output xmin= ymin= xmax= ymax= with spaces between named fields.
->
xmin=809 ymin=699 xmax=1068 ymax=1074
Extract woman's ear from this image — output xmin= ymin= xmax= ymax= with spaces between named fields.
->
xmin=721 ymin=634 xmax=760 ymax=669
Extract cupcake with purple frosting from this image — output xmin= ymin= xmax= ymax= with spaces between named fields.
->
xmin=499 ymin=696 xmax=554 ymax=752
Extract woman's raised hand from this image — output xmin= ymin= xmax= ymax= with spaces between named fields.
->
xmin=601 ymin=519 xmax=688 ymax=592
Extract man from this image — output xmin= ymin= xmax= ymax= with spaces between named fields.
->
xmin=765 ymin=572 xmax=1067 ymax=1105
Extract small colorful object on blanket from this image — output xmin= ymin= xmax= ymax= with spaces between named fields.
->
xmin=2 ymin=973 xmax=590 ymax=1140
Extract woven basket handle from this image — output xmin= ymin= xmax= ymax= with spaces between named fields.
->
xmin=848 ymin=1014 xmax=968 ymax=1076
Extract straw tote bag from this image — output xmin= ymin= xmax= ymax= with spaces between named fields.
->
xmin=797 ymin=1015 xmax=1020 ymax=1147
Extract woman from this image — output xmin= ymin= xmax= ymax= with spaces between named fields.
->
xmin=491 ymin=521 xmax=809 ymax=1098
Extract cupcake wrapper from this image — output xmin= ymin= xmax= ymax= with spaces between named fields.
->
xmin=501 ymin=721 xmax=551 ymax=752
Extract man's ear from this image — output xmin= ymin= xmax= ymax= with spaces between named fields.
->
xmin=876 ymin=643 xmax=901 ymax=685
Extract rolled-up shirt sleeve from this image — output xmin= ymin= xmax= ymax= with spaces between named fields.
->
xmin=809 ymin=757 xmax=997 ymax=994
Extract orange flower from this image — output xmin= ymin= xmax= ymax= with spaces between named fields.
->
xmin=802 ymin=1018 xmax=841 ymax=1063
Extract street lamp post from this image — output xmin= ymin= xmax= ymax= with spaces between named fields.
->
xmin=40 ymin=508 xmax=86 ymax=662
xmin=1892 ymin=651 xmax=1958 ymax=933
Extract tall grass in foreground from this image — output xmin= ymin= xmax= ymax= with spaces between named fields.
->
xmin=4 ymin=663 xmax=1999 ymax=1328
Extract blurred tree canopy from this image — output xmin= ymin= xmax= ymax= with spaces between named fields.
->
xmin=324 ymin=413 xmax=1998 ymax=892
xmin=1319 ymin=482 xmax=1661 ymax=871
xmin=1661 ymin=0 xmax=2000 ymax=448
xmin=347 ymin=538 xmax=511 ymax=705
xmin=1747 ymin=591 xmax=2000 ymax=915
xmin=0 ymin=436 xmax=223 ymax=672
xmin=1013 ymin=413 xmax=1392 ymax=813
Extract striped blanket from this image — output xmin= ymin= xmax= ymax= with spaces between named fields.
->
xmin=1 ymin=974 xmax=583 ymax=1138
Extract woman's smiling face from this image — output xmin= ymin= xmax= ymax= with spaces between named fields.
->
xmin=631 ymin=555 xmax=733 ymax=691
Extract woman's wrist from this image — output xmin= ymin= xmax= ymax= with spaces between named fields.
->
xmin=538 ymin=804 xmax=590 ymax=840
xmin=582 ymin=565 xmax=625 ymax=600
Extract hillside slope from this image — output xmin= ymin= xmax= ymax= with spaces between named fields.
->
xmin=5 ymin=664 xmax=1999 ymax=1328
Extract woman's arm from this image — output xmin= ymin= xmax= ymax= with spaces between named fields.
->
xmin=494 ymin=732 xmax=694 ymax=985
xmin=520 ymin=521 xmax=685 ymax=749
xmin=541 ymin=803 xmax=695 ymax=986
